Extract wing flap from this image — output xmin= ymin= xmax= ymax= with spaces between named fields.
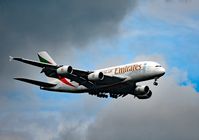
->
xmin=14 ymin=78 xmax=56 ymax=87
xmin=69 ymin=69 xmax=125 ymax=85
xmin=72 ymin=69 xmax=92 ymax=78
xmin=63 ymin=72 xmax=125 ymax=89
xmin=65 ymin=73 xmax=95 ymax=89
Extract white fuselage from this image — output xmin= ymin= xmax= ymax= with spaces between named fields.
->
xmin=44 ymin=61 xmax=165 ymax=93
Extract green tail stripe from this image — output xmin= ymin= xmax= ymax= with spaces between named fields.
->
xmin=38 ymin=55 xmax=51 ymax=64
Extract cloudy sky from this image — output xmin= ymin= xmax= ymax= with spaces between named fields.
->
xmin=0 ymin=0 xmax=199 ymax=140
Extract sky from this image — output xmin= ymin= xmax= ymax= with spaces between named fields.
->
xmin=0 ymin=0 xmax=199 ymax=140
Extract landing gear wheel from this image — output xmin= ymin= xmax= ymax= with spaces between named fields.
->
xmin=110 ymin=94 xmax=117 ymax=99
xmin=153 ymin=81 xmax=158 ymax=86
xmin=153 ymin=78 xmax=158 ymax=86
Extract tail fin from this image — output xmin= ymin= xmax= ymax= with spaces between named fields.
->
xmin=38 ymin=51 xmax=58 ymax=83
xmin=37 ymin=51 xmax=56 ymax=65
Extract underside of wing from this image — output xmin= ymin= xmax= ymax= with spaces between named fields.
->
xmin=63 ymin=70 xmax=126 ymax=89
xmin=88 ymin=81 xmax=135 ymax=98
xmin=64 ymin=72 xmax=95 ymax=89
xmin=72 ymin=69 xmax=92 ymax=78
xmin=14 ymin=78 xmax=56 ymax=87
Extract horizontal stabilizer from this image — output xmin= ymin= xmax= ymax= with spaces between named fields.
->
xmin=14 ymin=78 xmax=56 ymax=87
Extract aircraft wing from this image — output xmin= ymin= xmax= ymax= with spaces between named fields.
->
xmin=10 ymin=56 xmax=58 ymax=68
xmin=72 ymin=69 xmax=92 ymax=78
xmin=14 ymin=78 xmax=56 ymax=87
xmin=64 ymin=73 xmax=95 ymax=88
xmin=10 ymin=56 xmax=126 ymax=89
xmin=64 ymin=71 xmax=126 ymax=89
xmin=10 ymin=56 xmax=92 ymax=76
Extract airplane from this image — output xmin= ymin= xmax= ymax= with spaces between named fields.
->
xmin=10 ymin=51 xmax=165 ymax=99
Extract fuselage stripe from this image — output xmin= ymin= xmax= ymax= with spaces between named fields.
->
xmin=59 ymin=77 xmax=75 ymax=87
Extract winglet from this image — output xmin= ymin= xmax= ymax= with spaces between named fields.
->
xmin=9 ymin=56 xmax=13 ymax=61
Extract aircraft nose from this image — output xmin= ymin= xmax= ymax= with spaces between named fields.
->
xmin=160 ymin=67 xmax=165 ymax=76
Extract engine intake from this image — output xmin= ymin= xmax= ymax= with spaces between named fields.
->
xmin=134 ymin=85 xmax=152 ymax=99
xmin=57 ymin=65 xmax=73 ymax=75
xmin=88 ymin=71 xmax=104 ymax=81
xmin=134 ymin=85 xmax=149 ymax=95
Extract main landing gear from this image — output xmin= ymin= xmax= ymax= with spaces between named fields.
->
xmin=153 ymin=78 xmax=158 ymax=86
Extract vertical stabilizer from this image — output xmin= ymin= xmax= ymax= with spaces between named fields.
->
xmin=37 ymin=51 xmax=56 ymax=65
xmin=38 ymin=51 xmax=58 ymax=83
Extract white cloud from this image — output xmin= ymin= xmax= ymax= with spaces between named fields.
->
xmin=139 ymin=0 xmax=199 ymax=30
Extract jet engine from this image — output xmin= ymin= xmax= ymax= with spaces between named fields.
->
xmin=88 ymin=71 xmax=104 ymax=81
xmin=134 ymin=85 xmax=152 ymax=99
xmin=136 ymin=91 xmax=152 ymax=99
xmin=134 ymin=85 xmax=149 ymax=95
xmin=57 ymin=65 xmax=73 ymax=75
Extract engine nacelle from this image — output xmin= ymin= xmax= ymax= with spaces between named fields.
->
xmin=136 ymin=90 xmax=152 ymax=99
xmin=134 ymin=85 xmax=149 ymax=96
xmin=134 ymin=85 xmax=152 ymax=99
xmin=88 ymin=71 xmax=104 ymax=81
xmin=57 ymin=65 xmax=73 ymax=75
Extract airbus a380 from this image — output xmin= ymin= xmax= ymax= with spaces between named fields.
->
xmin=10 ymin=51 xmax=165 ymax=99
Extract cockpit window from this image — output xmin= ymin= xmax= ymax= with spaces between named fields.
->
xmin=155 ymin=65 xmax=161 ymax=67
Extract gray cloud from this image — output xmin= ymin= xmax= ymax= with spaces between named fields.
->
xmin=0 ymin=1 xmax=137 ymax=138
xmin=1 ymin=0 xmax=136 ymax=52
xmin=0 ymin=131 xmax=33 ymax=140
xmin=86 ymin=74 xmax=199 ymax=140
xmin=1 ymin=1 xmax=199 ymax=140
xmin=1 ymin=55 xmax=199 ymax=140
xmin=0 ymin=92 xmax=103 ymax=140
xmin=0 ymin=0 xmax=136 ymax=90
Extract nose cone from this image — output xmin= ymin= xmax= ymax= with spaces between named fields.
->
xmin=159 ymin=67 xmax=166 ymax=76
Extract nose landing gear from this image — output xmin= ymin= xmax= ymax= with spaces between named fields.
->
xmin=153 ymin=78 xmax=158 ymax=86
